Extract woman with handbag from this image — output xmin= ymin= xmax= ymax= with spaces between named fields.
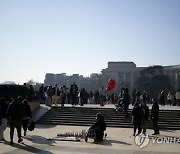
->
xmin=22 ymin=99 xmax=32 ymax=136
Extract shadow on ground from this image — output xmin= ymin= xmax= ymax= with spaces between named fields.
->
xmin=35 ymin=124 xmax=57 ymax=129
xmin=3 ymin=140 xmax=53 ymax=154
xmin=87 ymin=139 xmax=132 ymax=146
xmin=161 ymin=129 xmax=176 ymax=132
xmin=23 ymin=135 xmax=56 ymax=145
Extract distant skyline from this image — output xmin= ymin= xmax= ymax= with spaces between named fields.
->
xmin=0 ymin=0 xmax=180 ymax=84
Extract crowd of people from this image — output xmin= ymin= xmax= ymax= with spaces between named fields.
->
xmin=28 ymin=82 xmax=180 ymax=137
xmin=31 ymin=82 xmax=180 ymax=108
xmin=1 ymin=81 xmax=180 ymax=144
xmin=36 ymin=83 xmax=107 ymax=107
xmin=131 ymin=99 xmax=160 ymax=136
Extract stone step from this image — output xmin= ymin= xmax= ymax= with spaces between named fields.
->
xmin=37 ymin=121 xmax=180 ymax=130
xmin=37 ymin=106 xmax=180 ymax=130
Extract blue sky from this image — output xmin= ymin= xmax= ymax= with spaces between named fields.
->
xmin=0 ymin=0 xmax=180 ymax=84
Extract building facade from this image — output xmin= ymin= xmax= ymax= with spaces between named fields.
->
xmin=101 ymin=62 xmax=180 ymax=92
xmin=44 ymin=62 xmax=180 ymax=93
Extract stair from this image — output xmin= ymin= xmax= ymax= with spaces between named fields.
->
xmin=37 ymin=106 xmax=180 ymax=130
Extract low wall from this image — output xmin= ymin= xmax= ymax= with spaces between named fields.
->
xmin=28 ymin=101 xmax=40 ymax=113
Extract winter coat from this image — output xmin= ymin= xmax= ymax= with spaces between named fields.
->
xmin=151 ymin=102 xmax=159 ymax=121
xmin=22 ymin=103 xmax=32 ymax=120
xmin=142 ymin=106 xmax=149 ymax=121
xmin=132 ymin=106 xmax=143 ymax=125
xmin=7 ymin=100 xmax=23 ymax=120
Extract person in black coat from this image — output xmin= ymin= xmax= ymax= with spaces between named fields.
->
xmin=123 ymin=88 xmax=130 ymax=118
xmin=159 ymin=90 xmax=165 ymax=105
xmin=89 ymin=113 xmax=106 ymax=142
xmin=132 ymin=103 xmax=143 ymax=136
xmin=70 ymin=82 xmax=78 ymax=106
xmin=22 ymin=99 xmax=32 ymax=136
xmin=6 ymin=97 xmax=23 ymax=144
xmin=141 ymin=102 xmax=149 ymax=134
xmin=151 ymin=99 xmax=160 ymax=135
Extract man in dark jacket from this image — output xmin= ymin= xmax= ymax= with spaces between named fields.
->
xmin=123 ymin=88 xmax=130 ymax=118
xmin=132 ymin=103 xmax=143 ymax=136
xmin=89 ymin=113 xmax=106 ymax=142
xmin=70 ymin=82 xmax=78 ymax=106
xmin=7 ymin=97 xmax=23 ymax=144
xmin=141 ymin=102 xmax=149 ymax=134
xmin=151 ymin=99 xmax=160 ymax=135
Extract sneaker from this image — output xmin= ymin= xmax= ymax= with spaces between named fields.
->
xmin=18 ymin=138 xmax=23 ymax=143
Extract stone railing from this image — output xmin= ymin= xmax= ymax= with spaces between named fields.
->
xmin=28 ymin=101 xmax=40 ymax=113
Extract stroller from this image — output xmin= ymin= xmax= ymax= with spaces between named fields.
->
xmin=85 ymin=113 xmax=107 ymax=143
xmin=114 ymin=98 xmax=124 ymax=113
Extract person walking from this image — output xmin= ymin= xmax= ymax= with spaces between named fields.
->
xmin=99 ymin=86 xmax=106 ymax=106
xmin=132 ymin=103 xmax=143 ymax=136
xmin=70 ymin=82 xmax=78 ymax=106
xmin=132 ymin=89 xmax=136 ymax=106
xmin=29 ymin=85 xmax=34 ymax=101
xmin=60 ymin=85 xmax=67 ymax=107
xmin=89 ymin=91 xmax=94 ymax=104
xmin=22 ymin=99 xmax=32 ymax=136
xmin=53 ymin=84 xmax=60 ymax=106
xmin=46 ymin=86 xmax=53 ymax=107
xmin=39 ymin=84 xmax=45 ymax=103
xmin=7 ymin=97 xmax=23 ymax=144
xmin=123 ymin=88 xmax=130 ymax=119
xmin=175 ymin=90 xmax=180 ymax=106
xmin=167 ymin=91 xmax=173 ymax=106
xmin=94 ymin=91 xmax=100 ymax=104
xmin=0 ymin=98 xmax=8 ymax=141
xmin=141 ymin=102 xmax=149 ymax=134
xmin=159 ymin=90 xmax=165 ymax=105
xmin=151 ymin=99 xmax=160 ymax=135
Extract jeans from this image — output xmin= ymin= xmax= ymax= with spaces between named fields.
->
xmin=9 ymin=120 xmax=22 ymax=141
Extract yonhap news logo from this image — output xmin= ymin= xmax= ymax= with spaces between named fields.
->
xmin=134 ymin=133 xmax=150 ymax=148
xmin=134 ymin=133 xmax=180 ymax=148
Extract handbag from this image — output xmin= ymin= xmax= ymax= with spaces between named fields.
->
xmin=28 ymin=121 xmax=35 ymax=131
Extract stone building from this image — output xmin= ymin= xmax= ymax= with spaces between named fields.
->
xmin=164 ymin=65 xmax=180 ymax=91
xmin=44 ymin=62 xmax=180 ymax=93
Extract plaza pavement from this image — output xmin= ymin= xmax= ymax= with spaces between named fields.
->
xmin=0 ymin=104 xmax=180 ymax=154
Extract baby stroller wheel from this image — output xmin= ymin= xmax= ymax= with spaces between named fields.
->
xmin=105 ymin=133 xmax=107 ymax=137
xmin=85 ymin=137 xmax=88 ymax=142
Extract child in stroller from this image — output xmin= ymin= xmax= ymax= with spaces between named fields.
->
xmin=114 ymin=98 xmax=124 ymax=113
xmin=85 ymin=112 xmax=107 ymax=143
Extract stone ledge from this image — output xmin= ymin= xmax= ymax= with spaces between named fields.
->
xmin=28 ymin=100 xmax=40 ymax=112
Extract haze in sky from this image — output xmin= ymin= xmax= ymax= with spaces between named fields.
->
xmin=0 ymin=0 xmax=180 ymax=84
